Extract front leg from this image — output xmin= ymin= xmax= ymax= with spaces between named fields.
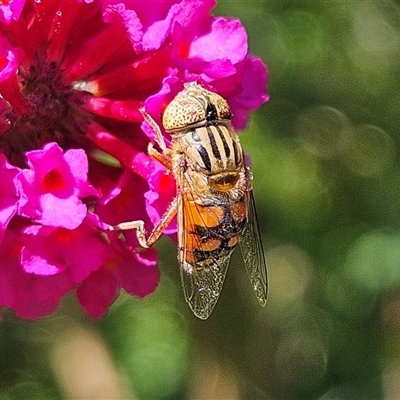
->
xmin=141 ymin=107 xmax=173 ymax=169
xmin=140 ymin=108 xmax=171 ymax=154
xmin=110 ymin=108 xmax=176 ymax=248
xmin=111 ymin=196 xmax=178 ymax=248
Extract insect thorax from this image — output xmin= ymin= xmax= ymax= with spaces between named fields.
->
xmin=172 ymin=121 xmax=243 ymax=187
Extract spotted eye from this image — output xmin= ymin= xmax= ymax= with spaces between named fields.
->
xmin=162 ymin=91 xmax=206 ymax=131
xmin=162 ymin=83 xmax=232 ymax=132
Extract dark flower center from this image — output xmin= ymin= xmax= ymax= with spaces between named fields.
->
xmin=1 ymin=59 xmax=90 ymax=166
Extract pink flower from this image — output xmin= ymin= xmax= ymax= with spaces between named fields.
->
xmin=0 ymin=0 xmax=268 ymax=319
xmin=17 ymin=142 xmax=97 ymax=229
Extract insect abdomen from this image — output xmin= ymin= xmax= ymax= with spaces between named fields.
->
xmin=183 ymin=196 xmax=247 ymax=267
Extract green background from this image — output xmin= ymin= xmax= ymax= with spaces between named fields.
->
xmin=1 ymin=1 xmax=400 ymax=399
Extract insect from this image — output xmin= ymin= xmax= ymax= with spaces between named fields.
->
xmin=113 ymin=82 xmax=268 ymax=319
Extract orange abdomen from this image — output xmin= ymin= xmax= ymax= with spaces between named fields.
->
xmin=182 ymin=195 xmax=247 ymax=267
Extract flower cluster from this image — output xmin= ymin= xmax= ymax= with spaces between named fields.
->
xmin=0 ymin=0 xmax=268 ymax=318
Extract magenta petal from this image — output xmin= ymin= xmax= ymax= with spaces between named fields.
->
xmin=103 ymin=3 xmax=143 ymax=52
xmin=32 ymin=273 xmax=74 ymax=303
xmin=141 ymin=0 xmax=215 ymax=51
xmin=142 ymin=13 xmax=173 ymax=51
xmin=119 ymin=248 xmax=160 ymax=298
xmin=200 ymin=59 xmax=237 ymax=79
xmin=77 ymin=268 xmax=118 ymax=318
xmin=0 ymin=37 xmax=23 ymax=82
xmin=141 ymin=1 xmax=178 ymax=51
xmin=0 ymin=0 xmax=25 ymax=24
xmin=0 ymin=154 xmax=19 ymax=243
xmin=12 ymin=294 xmax=60 ymax=319
xmin=16 ymin=169 xmax=40 ymax=218
xmin=64 ymin=149 xmax=89 ymax=181
xmin=0 ymin=231 xmax=23 ymax=308
xmin=76 ymin=244 xmax=159 ymax=318
xmin=190 ymin=18 xmax=248 ymax=64
xmin=21 ymin=217 xmax=107 ymax=282
xmin=57 ymin=217 xmax=109 ymax=282
xmin=229 ymin=57 xmax=269 ymax=130
xmin=64 ymin=148 xmax=98 ymax=198
xmin=0 ymin=203 xmax=17 ymax=242
xmin=39 ymin=193 xmax=88 ymax=229
xmin=21 ymin=226 xmax=66 ymax=275
xmin=174 ymin=0 xmax=216 ymax=30
xmin=21 ymin=251 xmax=64 ymax=275
xmin=237 ymin=57 xmax=269 ymax=109
xmin=0 ymin=229 xmax=72 ymax=319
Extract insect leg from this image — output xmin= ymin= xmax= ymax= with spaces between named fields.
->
xmin=110 ymin=109 xmax=177 ymax=248
xmin=148 ymin=143 xmax=172 ymax=170
xmin=140 ymin=108 xmax=169 ymax=152
xmin=110 ymin=196 xmax=178 ymax=248
xmin=110 ymin=220 xmax=148 ymax=248
xmin=146 ymin=195 xmax=178 ymax=247
xmin=140 ymin=108 xmax=173 ymax=169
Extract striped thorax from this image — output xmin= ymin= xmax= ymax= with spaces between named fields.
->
xmin=164 ymin=83 xmax=244 ymax=193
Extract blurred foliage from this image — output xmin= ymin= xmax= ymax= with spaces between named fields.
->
xmin=2 ymin=1 xmax=400 ymax=399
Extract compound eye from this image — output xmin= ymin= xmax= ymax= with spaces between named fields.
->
xmin=162 ymin=93 xmax=206 ymax=131
xmin=162 ymin=83 xmax=232 ymax=132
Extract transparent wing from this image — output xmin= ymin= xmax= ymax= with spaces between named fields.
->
xmin=177 ymin=175 xmax=233 ymax=320
xmin=240 ymin=190 xmax=268 ymax=306
xmin=179 ymin=252 xmax=231 ymax=320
